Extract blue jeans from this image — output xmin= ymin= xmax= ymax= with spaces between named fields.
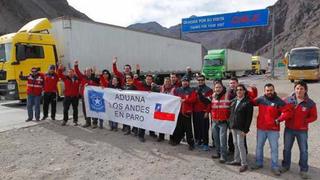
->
xmin=256 ymin=130 xmax=280 ymax=170
xmin=27 ymin=94 xmax=41 ymax=120
xmin=282 ymin=128 xmax=308 ymax=172
xmin=212 ymin=121 xmax=228 ymax=159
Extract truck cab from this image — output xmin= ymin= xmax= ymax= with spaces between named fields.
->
xmin=0 ymin=18 xmax=58 ymax=100
xmin=252 ymin=56 xmax=260 ymax=74
xmin=201 ymin=49 xmax=225 ymax=80
xmin=286 ymin=47 xmax=320 ymax=82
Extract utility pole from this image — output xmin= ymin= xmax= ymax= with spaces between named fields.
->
xmin=271 ymin=6 xmax=276 ymax=78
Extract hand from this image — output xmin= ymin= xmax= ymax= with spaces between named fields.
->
xmin=136 ymin=64 xmax=140 ymax=70
xmin=112 ymin=57 xmax=117 ymax=64
xmin=204 ymin=112 xmax=209 ymax=119
xmin=240 ymin=132 xmax=246 ymax=136
xmin=74 ymin=60 xmax=78 ymax=66
xmin=151 ymin=82 xmax=156 ymax=87
xmin=58 ymin=64 xmax=64 ymax=70
xmin=181 ymin=99 xmax=185 ymax=103
xmin=275 ymin=119 xmax=280 ymax=125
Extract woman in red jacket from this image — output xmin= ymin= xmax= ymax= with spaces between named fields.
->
xmin=281 ymin=81 xmax=317 ymax=179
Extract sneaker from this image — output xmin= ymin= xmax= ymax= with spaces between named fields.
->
xmin=25 ymin=119 xmax=32 ymax=122
xmin=279 ymin=167 xmax=289 ymax=173
xmin=157 ymin=138 xmax=164 ymax=142
xmin=226 ymin=161 xmax=241 ymax=166
xmin=124 ymin=130 xmax=131 ymax=135
xmin=92 ymin=124 xmax=98 ymax=129
xmin=219 ymin=158 xmax=226 ymax=164
xmin=150 ymin=133 xmax=158 ymax=139
xmin=202 ymin=145 xmax=209 ymax=151
xmin=51 ymin=117 xmax=55 ymax=120
xmin=113 ymin=128 xmax=118 ymax=132
xmin=36 ymin=119 xmax=40 ymax=121
xmin=271 ymin=169 xmax=281 ymax=176
xmin=139 ymin=137 xmax=146 ymax=143
xmin=169 ymin=140 xmax=178 ymax=146
xmin=99 ymin=125 xmax=103 ymax=129
xmin=239 ymin=165 xmax=248 ymax=173
xmin=73 ymin=122 xmax=78 ymax=126
xmin=61 ymin=121 xmax=67 ymax=126
xmin=109 ymin=127 xmax=114 ymax=131
xmin=300 ymin=171 xmax=310 ymax=179
xmin=82 ymin=124 xmax=91 ymax=128
xmin=188 ymin=145 xmax=195 ymax=151
xmin=41 ymin=116 xmax=47 ymax=120
xmin=211 ymin=153 xmax=220 ymax=159
xmin=251 ymin=164 xmax=263 ymax=170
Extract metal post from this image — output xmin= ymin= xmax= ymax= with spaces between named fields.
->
xmin=271 ymin=6 xmax=276 ymax=78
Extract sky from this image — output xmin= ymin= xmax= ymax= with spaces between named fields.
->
xmin=67 ymin=0 xmax=278 ymax=28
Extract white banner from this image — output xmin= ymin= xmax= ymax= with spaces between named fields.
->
xmin=84 ymin=86 xmax=181 ymax=134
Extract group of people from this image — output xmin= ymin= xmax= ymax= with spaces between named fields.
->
xmin=22 ymin=57 xmax=317 ymax=179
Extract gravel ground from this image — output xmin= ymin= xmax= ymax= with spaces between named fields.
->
xmin=0 ymin=76 xmax=319 ymax=180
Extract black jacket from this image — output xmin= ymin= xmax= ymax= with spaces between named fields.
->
xmin=228 ymin=97 xmax=253 ymax=133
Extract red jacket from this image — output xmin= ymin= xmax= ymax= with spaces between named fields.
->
xmin=194 ymin=85 xmax=213 ymax=112
xmin=57 ymin=69 xmax=80 ymax=97
xmin=99 ymin=75 xmax=110 ymax=88
xmin=112 ymin=63 xmax=126 ymax=87
xmin=253 ymin=95 xmax=292 ymax=131
xmin=210 ymin=93 xmax=231 ymax=121
xmin=284 ymin=95 xmax=317 ymax=131
xmin=25 ymin=73 xmax=44 ymax=96
xmin=43 ymin=73 xmax=59 ymax=93
xmin=74 ymin=65 xmax=99 ymax=96
xmin=174 ymin=86 xmax=197 ymax=114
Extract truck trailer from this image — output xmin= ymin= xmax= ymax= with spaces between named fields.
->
xmin=201 ymin=49 xmax=252 ymax=80
xmin=0 ymin=17 xmax=203 ymax=100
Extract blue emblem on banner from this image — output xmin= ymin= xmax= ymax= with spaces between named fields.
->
xmin=88 ymin=90 xmax=105 ymax=112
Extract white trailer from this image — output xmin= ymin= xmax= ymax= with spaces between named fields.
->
xmin=225 ymin=49 xmax=252 ymax=77
xmin=50 ymin=17 xmax=203 ymax=76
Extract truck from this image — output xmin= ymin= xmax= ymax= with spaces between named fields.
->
xmin=201 ymin=49 xmax=252 ymax=80
xmin=0 ymin=17 xmax=203 ymax=100
xmin=252 ymin=56 xmax=269 ymax=74
xmin=285 ymin=46 xmax=320 ymax=82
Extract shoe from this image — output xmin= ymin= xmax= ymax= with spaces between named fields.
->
xmin=150 ymin=133 xmax=158 ymax=139
xmin=226 ymin=161 xmax=241 ymax=166
xmin=300 ymin=171 xmax=310 ymax=179
xmin=61 ymin=121 xmax=67 ymax=126
xmin=202 ymin=145 xmax=209 ymax=151
xmin=251 ymin=164 xmax=263 ymax=170
xmin=51 ymin=117 xmax=55 ymax=120
xmin=169 ymin=140 xmax=178 ymax=146
xmin=139 ymin=137 xmax=146 ymax=142
xmin=113 ymin=128 xmax=118 ymax=132
xmin=99 ymin=125 xmax=103 ymax=129
xmin=271 ymin=169 xmax=281 ymax=176
xmin=211 ymin=153 xmax=220 ymax=159
xmin=73 ymin=122 xmax=78 ymax=126
xmin=109 ymin=127 xmax=114 ymax=131
xmin=279 ymin=167 xmax=289 ymax=173
xmin=124 ymin=131 xmax=131 ymax=135
xmin=157 ymin=138 xmax=164 ymax=142
xmin=82 ymin=124 xmax=91 ymax=128
xmin=219 ymin=158 xmax=226 ymax=164
xmin=36 ymin=119 xmax=40 ymax=121
xmin=41 ymin=116 xmax=47 ymax=120
xmin=25 ymin=119 xmax=32 ymax=122
xmin=239 ymin=165 xmax=248 ymax=173
xmin=188 ymin=145 xmax=195 ymax=151
xmin=92 ymin=124 xmax=98 ymax=129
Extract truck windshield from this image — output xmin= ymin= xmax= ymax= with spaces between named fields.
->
xmin=0 ymin=43 xmax=12 ymax=62
xmin=204 ymin=58 xmax=223 ymax=66
xmin=289 ymin=49 xmax=319 ymax=68
xmin=252 ymin=61 xmax=258 ymax=65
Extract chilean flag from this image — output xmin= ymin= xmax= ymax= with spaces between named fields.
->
xmin=154 ymin=103 xmax=175 ymax=121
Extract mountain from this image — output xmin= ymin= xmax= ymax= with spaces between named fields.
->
xmin=0 ymin=0 xmax=90 ymax=35
xmin=128 ymin=0 xmax=320 ymax=59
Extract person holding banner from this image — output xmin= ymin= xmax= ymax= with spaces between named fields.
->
xmin=74 ymin=61 xmax=100 ymax=128
xmin=193 ymin=75 xmax=213 ymax=151
xmin=157 ymin=77 xmax=175 ymax=142
xmin=170 ymin=76 xmax=196 ymax=150
xmin=170 ymin=73 xmax=182 ymax=89
xmin=57 ymin=64 xmax=81 ymax=126
xmin=108 ymin=76 xmax=122 ymax=131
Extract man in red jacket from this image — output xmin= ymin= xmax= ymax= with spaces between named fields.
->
xmin=20 ymin=67 xmax=44 ymax=122
xmin=112 ymin=57 xmax=140 ymax=87
xmin=74 ymin=61 xmax=100 ymax=128
xmin=281 ymin=81 xmax=317 ymax=179
xmin=193 ymin=75 xmax=213 ymax=151
xmin=251 ymin=83 xmax=291 ymax=176
xmin=170 ymin=76 xmax=196 ymax=150
xmin=211 ymin=81 xmax=230 ymax=163
xmin=42 ymin=65 xmax=59 ymax=120
xmin=57 ymin=64 xmax=81 ymax=126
